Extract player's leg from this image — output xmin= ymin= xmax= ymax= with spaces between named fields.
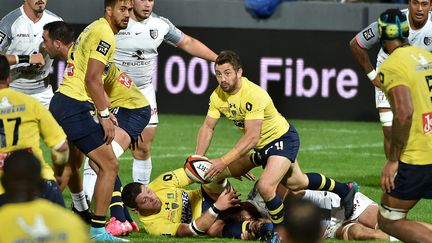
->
xmin=132 ymin=85 xmax=158 ymax=185
xmin=376 ymin=87 xmax=393 ymax=159
xmin=337 ymin=222 xmax=390 ymax=241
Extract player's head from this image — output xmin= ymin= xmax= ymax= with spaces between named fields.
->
xmin=277 ymin=199 xmax=322 ymax=243
xmin=0 ymin=55 xmax=11 ymax=86
xmin=378 ymin=9 xmax=409 ymax=53
xmin=122 ymin=182 xmax=162 ymax=216
xmin=133 ymin=0 xmax=155 ymax=21
xmin=24 ymin=0 xmax=47 ymax=14
xmin=1 ymin=150 xmax=43 ymax=198
xmin=215 ymin=50 xmax=243 ymax=94
xmin=104 ymin=0 xmax=133 ymax=33
xmin=408 ymin=0 xmax=431 ymax=25
xmin=42 ymin=21 xmax=75 ymax=59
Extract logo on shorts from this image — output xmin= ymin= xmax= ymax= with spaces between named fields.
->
xmin=96 ymin=40 xmax=111 ymax=55
xmin=149 ymin=29 xmax=158 ymax=39
xmin=424 ymin=37 xmax=432 ymax=46
xmin=0 ymin=31 xmax=5 ymax=44
xmin=423 ymin=112 xmax=432 ymax=134
xmin=362 ymin=28 xmax=375 ymax=41
xmin=117 ymin=72 xmax=132 ymax=88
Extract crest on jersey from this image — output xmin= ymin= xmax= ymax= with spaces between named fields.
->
xmin=362 ymin=28 xmax=375 ymax=41
xmin=149 ymin=29 xmax=158 ymax=39
xmin=132 ymin=50 xmax=145 ymax=60
xmin=96 ymin=40 xmax=111 ymax=56
xmin=424 ymin=37 xmax=432 ymax=46
xmin=0 ymin=31 xmax=5 ymax=44
xmin=0 ymin=96 xmax=12 ymax=108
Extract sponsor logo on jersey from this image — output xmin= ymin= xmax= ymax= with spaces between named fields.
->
xmin=150 ymin=29 xmax=158 ymax=39
xmin=423 ymin=112 xmax=432 ymax=134
xmin=0 ymin=31 xmax=5 ymax=44
xmin=117 ymin=31 xmax=131 ymax=36
xmin=117 ymin=72 xmax=132 ymax=88
xmin=64 ymin=63 xmax=75 ymax=76
xmin=424 ymin=37 xmax=432 ymax=46
xmin=362 ymin=28 xmax=375 ymax=41
xmin=16 ymin=33 xmax=30 ymax=38
xmin=132 ymin=50 xmax=146 ymax=60
xmin=96 ymin=40 xmax=111 ymax=55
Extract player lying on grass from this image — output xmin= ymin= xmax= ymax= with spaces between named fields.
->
xmin=121 ymin=166 xmax=274 ymax=240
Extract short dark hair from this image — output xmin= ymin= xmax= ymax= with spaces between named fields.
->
xmin=215 ymin=50 xmax=242 ymax=71
xmin=1 ymin=150 xmax=42 ymax=191
xmin=0 ymin=54 xmax=10 ymax=81
xmin=105 ymin=0 xmax=129 ymax=8
xmin=121 ymin=182 xmax=143 ymax=208
xmin=43 ymin=21 xmax=75 ymax=45
xmin=283 ymin=198 xmax=322 ymax=243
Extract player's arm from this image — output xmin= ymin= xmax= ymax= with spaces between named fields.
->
xmin=175 ymin=188 xmax=241 ymax=237
xmin=381 ymin=85 xmax=412 ymax=193
xmin=85 ymin=58 xmax=115 ymax=144
xmin=178 ymin=35 xmax=217 ymax=62
xmin=3 ymin=53 xmax=45 ymax=66
xmin=349 ymin=23 xmax=381 ymax=87
xmin=51 ymin=140 xmax=69 ymax=184
xmin=195 ymin=115 xmax=219 ymax=156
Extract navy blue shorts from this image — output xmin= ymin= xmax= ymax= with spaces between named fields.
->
xmin=389 ymin=162 xmax=432 ymax=200
xmin=0 ymin=179 xmax=65 ymax=207
xmin=49 ymin=93 xmax=105 ymax=154
xmin=111 ymin=106 xmax=151 ymax=143
xmin=201 ymin=186 xmax=216 ymax=212
xmin=251 ymin=124 xmax=300 ymax=168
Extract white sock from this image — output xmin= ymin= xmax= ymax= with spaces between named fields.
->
xmin=133 ymin=158 xmax=152 ymax=185
xmin=70 ymin=191 xmax=89 ymax=211
xmin=82 ymin=141 xmax=125 ymax=201
xmin=83 ymin=157 xmax=97 ymax=202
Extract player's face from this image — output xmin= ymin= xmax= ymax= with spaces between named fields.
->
xmin=215 ymin=63 xmax=242 ymax=94
xmin=133 ymin=0 xmax=155 ymax=21
xmin=408 ymin=0 xmax=431 ymax=24
xmin=24 ymin=0 xmax=47 ymax=13
xmin=135 ymin=185 xmax=162 ymax=215
xmin=111 ymin=0 xmax=133 ymax=30
xmin=42 ymin=30 xmax=58 ymax=59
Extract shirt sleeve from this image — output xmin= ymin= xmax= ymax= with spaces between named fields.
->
xmin=206 ymin=92 xmax=221 ymax=119
xmin=0 ymin=17 xmax=12 ymax=52
xmin=36 ymin=102 xmax=67 ymax=148
xmin=160 ymin=16 xmax=185 ymax=47
xmin=140 ymin=217 xmax=181 ymax=236
xmin=150 ymin=168 xmax=191 ymax=191
xmin=244 ymin=90 xmax=268 ymax=120
xmin=380 ymin=60 xmax=410 ymax=94
xmin=88 ymin=27 xmax=116 ymax=65
xmin=355 ymin=21 xmax=379 ymax=50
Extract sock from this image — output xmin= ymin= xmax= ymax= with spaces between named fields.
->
xmin=83 ymin=158 xmax=97 ymax=202
xmin=91 ymin=214 xmax=106 ymax=228
xmin=222 ymin=221 xmax=250 ymax=239
xmin=71 ymin=191 xmax=89 ymax=212
xmin=133 ymin=158 xmax=152 ymax=185
xmin=306 ymin=172 xmax=349 ymax=199
xmin=109 ymin=176 xmax=126 ymax=222
xmin=265 ymin=195 xmax=284 ymax=225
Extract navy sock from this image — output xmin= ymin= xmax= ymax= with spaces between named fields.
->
xmin=265 ymin=195 xmax=284 ymax=225
xmin=306 ymin=172 xmax=349 ymax=198
xmin=109 ymin=176 xmax=126 ymax=222
xmin=91 ymin=214 xmax=106 ymax=228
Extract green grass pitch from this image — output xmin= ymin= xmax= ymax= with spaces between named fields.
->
xmin=47 ymin=114 xmax=431 ymax=243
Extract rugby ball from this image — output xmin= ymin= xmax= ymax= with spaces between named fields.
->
xmin=184 ymin=155 xmax=212 ymax=184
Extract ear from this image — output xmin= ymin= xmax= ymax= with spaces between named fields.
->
xmin=237 ymin=68 xmax=243 ymax=77
xmin=105 ymin=6 xmax=113 ymax=17
xmin=130 ymin=208 xmax=138 ymax=214
xmin=5 ymin=75 xmax=11 ymax=86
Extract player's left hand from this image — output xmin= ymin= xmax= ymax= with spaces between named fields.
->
xmin=205 ymin=158 xmax=227 ymax=181
xmin=380 ymin=160 xmax=399 ymax=193
xmin=109 ymin=112 xmax=118 ymax=126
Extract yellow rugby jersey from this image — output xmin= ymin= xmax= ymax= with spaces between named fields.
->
xmin=105 ymin=64 xmax=149 ymax=109
xmin=380 ymin=46 xmax=432 ymax=165
xmin=208 ymin=77 xmax=289 ymax=149
xmin=0 ymin=89 xmax=66 ymax=194
xmin=138 ymin=169 xmax=203 ymax=236
xmin=58 ymin=18 xmax=115 ymax=102
xmin=0 ymin=199 xmax=90 ymax=243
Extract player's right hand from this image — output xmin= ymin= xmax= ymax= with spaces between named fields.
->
xmin=214 ymin=188 xmax=241 ymax=211
xmin=30 ymin=53 xmax=45 ymax=66
xmin=371 ymin=75 xmax=382 ymax=89
xmin=99 ymin=117 xmax=115 ymax=144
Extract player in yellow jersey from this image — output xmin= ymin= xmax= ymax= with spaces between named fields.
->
xmin=121 ymin=167 xmax=248 ymax=237
xmin=195 ymin=51 xmax=357 ymax=237
xmin=376 ymin=9 xmax=432 ymax=242
xmin=47 ymin=1 xmax=139 ymax=242
xmin=0 ymin=150 xmax=89 ymax=243
xmin=0 ymin=54 xmax=69 ymax=207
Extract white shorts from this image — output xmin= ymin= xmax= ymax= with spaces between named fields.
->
xmin=29 ymin=86 xmax=54 ymax=109
xmin=140 ymin=84 xmax=158 ymax=127
xmin=375 ymin=86 xmax=390 ymax=109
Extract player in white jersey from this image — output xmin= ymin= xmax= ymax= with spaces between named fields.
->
xmin=83 ymin=0 xmax=218 ymax=187
xmin=349 ymin=0 xmax=432 ymax=160
xmin=0 ymin=0 xmax=62 ymax=108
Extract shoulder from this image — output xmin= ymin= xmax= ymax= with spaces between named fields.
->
xmin=43 ymin=9 xmax=62 ymax=21
xmin=244 ymin=78 xmax=268 ymax=95
xmin=0 ymin=8 xmax=22 ymax=29
xmin=151 ymin=12 xmax=174 ymax=26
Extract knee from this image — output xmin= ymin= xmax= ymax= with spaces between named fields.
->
xmin=134 ymin=141 xmax=151 ymax=158
xmin=257 ymin=179 xmax=277 ymax=200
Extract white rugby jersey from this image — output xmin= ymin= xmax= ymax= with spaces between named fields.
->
xmin=115 ymin=13 xmax=185 ymax=89
xmin=0 ymin=6 xmax=62 ymax=94
xmin=356 ymin=9 xmax=432 ymax=68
